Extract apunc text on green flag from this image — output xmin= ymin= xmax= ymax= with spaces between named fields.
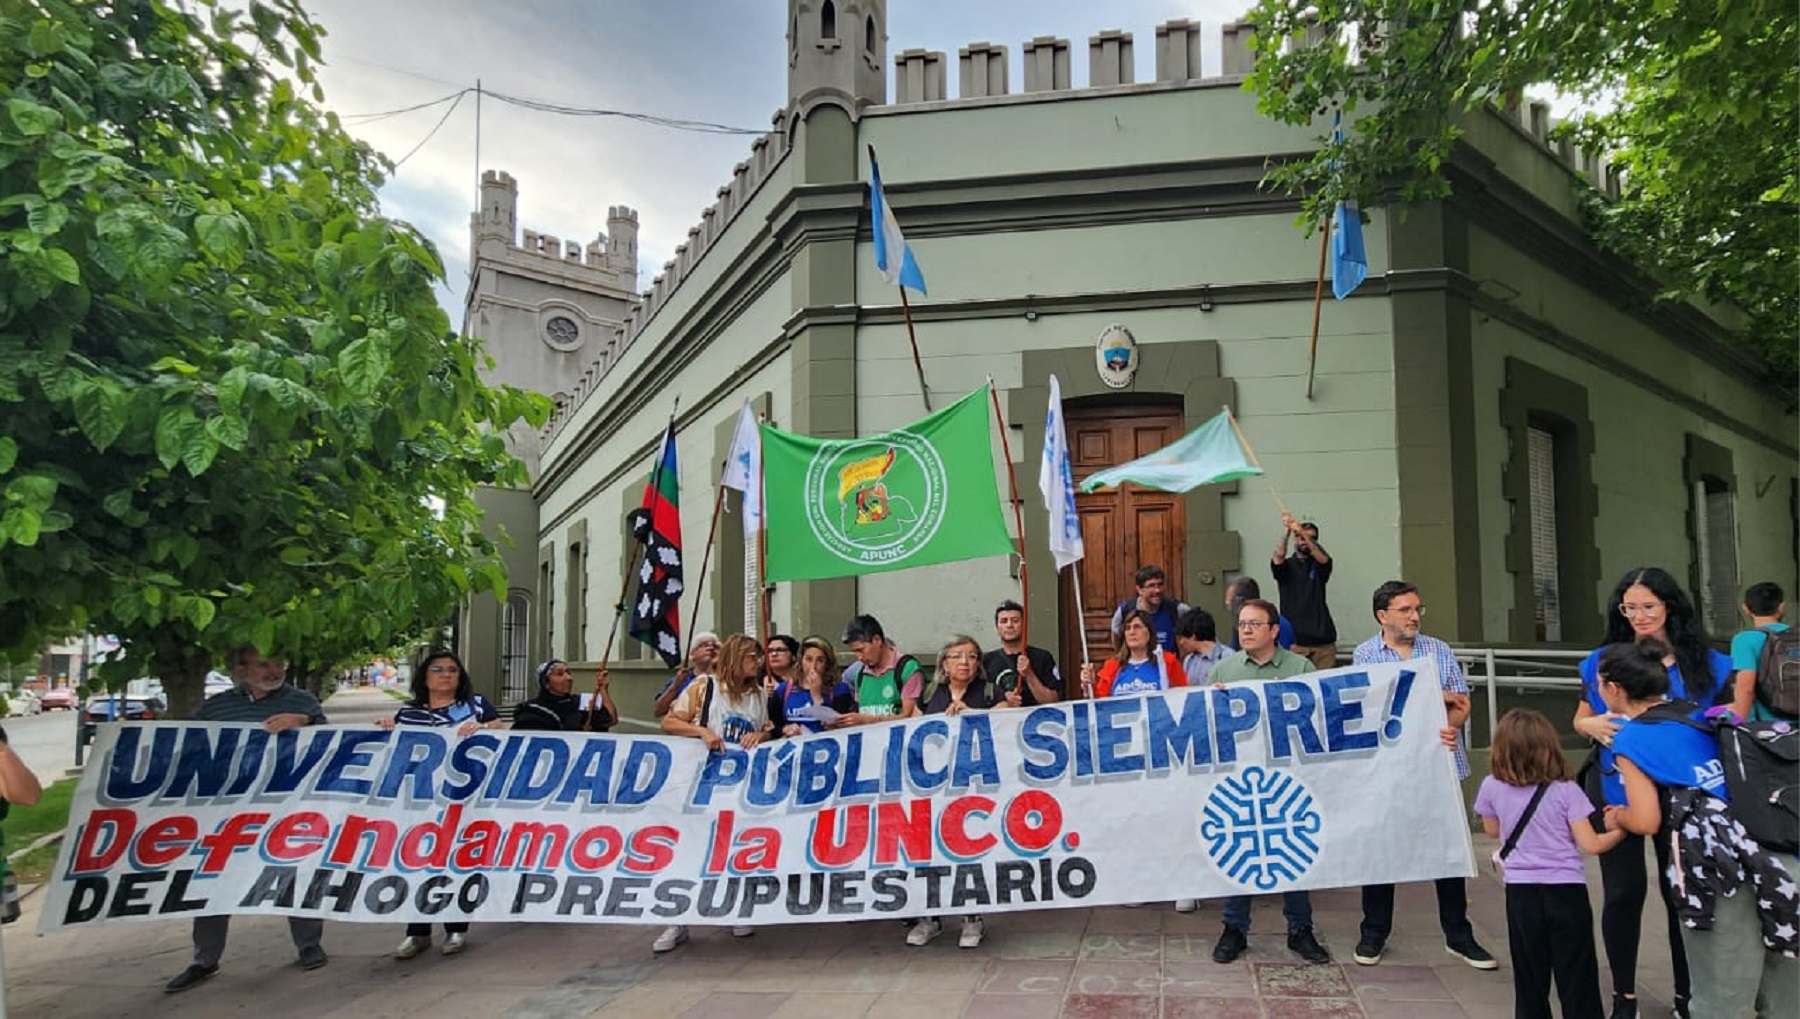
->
xmin=761 ymin=389 xmax=1012 ymax=581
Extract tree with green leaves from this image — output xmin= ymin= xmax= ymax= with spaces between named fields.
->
xmin=1241 ymin=0 xmax=1797 ymax=385
xmin=0 ymin=0 xmax=546 ymax=717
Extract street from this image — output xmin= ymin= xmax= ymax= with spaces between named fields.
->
xmin=1 ymin=684 xmax=398 ymax=790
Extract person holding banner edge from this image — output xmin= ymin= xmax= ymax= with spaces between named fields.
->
xmin=383 ymin=650 xmax=502 ymax=960
xmin=655 ymin=634 xmax=772 ymax=952
xmin=653 ymin=631 xmax=719 ymax=718
xmin=166 ymin=647 xmax=327 ymax=993
xmin=1350 ymin=581 xmax=1497 ymax=970
xmin=1208 ymin=599 xmax=1331 ymax=964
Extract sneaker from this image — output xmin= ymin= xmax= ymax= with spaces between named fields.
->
xmin=1608 ymin=992 xmax=1638 ymax=1019
xmin=1446 ymin=938 xmax=1498 ymax=970
xmin=297 ymin=945 xmax=328 ymax=971
xmin=1287 ymin=927 xmax=1331 ymax=964
xmin=441 ymin=932 xmax=467 ymax=956
xmin=906 ymin=918 xmax=943 ymax=946
xmin=1352 ymin=936 xmax=1385 ymax=966
xmin=1211 ymin=925 xmax=1248 ymax=964
xmin=959 ymin=917 xmax=985 ymax=949
xmin=730 ymin=925 xmax=755 ymax=938
xmin=392 ymin=935 xmax=430 ymax=960
xmin=1672 ymin=994 xmax=1690 ymax=1019
xmin=651 ymin=925 xmax=688 ymax=953
xmin=1174 ymin=899 xmax=1198 ymax=913
xmin=164 ymin=964 xmax=219 ymax=994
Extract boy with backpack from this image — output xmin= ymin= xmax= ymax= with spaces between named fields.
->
xmin=1731 ymin=582 xmax=1799 ymax=722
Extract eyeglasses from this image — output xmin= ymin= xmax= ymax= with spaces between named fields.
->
xmin=1619 ymin=603 xmax=1663 ymax=617
xmin=1236 ymin=620 xmax=1271 ymax=631
xmin=427 ymin=665 xmax=459 ymax=674
xmin=1387 ymin=606 xmax=1426 ymax=617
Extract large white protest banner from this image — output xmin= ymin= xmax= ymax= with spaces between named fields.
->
xmin=43 ymin=662 xmax=1471 ymax=931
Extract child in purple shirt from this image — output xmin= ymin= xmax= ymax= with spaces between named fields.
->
xmin=1474 ymin=709 xmax=1626 ymax=1019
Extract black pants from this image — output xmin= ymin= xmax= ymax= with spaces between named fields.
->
xmin=405 ymin=922 xmax=468 ymax=936
xmin=1360 ymin=877 xmax=1474 ymax=943
xmin=1595 ymin=827 xmax=1689 ymax=999
xmin=1506 ymin=883 xmax=1604 ymax=1019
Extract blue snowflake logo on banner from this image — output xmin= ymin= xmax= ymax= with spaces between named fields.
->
xmin=1200 ymin=766 xmax=1323 ymax=890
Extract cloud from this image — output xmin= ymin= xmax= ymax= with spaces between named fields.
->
xmin=301 ymin=1 xmax=1251 ymax=326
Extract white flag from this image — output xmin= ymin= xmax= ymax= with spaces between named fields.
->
xmin=1038 ymin=375 xmax=1084 ymax=570
xmin=721 ymin=402 xmax=762 ymax=540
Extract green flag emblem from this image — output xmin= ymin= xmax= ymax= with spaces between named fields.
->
xmin=762 ymin=389 xmax=1013 ymax=581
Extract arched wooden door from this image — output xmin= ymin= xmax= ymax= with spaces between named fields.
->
xmin=1058 ymin=402 xmax=1186 ymax=683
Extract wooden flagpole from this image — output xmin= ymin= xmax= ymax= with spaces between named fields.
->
xmin=1224 ymin=403 xmax=1295 ymax=521
xmin=987 ymin=378 xmax=1029 ymax=644
xmin=1304 ymin=214 xmax=1333 ymax=401
xmin=590 ymin=396 xmax=679 ymax=729
xmin=683 ymin=473 xmax=729 ymax=663
xmin=899 ymin=286 xmax=930 ymax=414
xmin=1071 ymin=560 xmax=1093 ymax=698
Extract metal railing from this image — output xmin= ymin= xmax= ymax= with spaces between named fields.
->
xmin=1328 ymin=642 xmax=1590 ymax=751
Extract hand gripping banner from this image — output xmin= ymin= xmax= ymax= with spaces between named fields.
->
xmin=44 ymin=662 xmax=1472 ymax=931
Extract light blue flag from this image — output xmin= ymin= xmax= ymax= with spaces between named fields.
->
xmin=1038 ymin=374 xmax=1084 ymax=570
xmin=1078 ymin=410 xmax=1262 ymax=493
xmin=869 ymin=154 xmax=928 ymax=295
xmin=1332 ymin=198 xmax=1367 ymax=300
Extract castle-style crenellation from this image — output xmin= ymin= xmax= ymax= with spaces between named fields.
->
xmin=533 ymin=15 xmax=1626 ymax=445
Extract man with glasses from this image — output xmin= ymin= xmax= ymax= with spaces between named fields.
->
xmin=1349 ymin=580 xmax=1496 ymax=971
xmin=166 ymin=647 xmax=327 ymax=992
xmin=1209 ymin=599 xmax=1329 ymax=964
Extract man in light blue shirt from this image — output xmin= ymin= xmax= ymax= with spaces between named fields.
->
xmin=1349 ymin=581 xmax=1494 ymax=971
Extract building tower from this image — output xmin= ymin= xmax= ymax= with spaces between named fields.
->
xmin=787 ymin=0 xmax=887 ymax=120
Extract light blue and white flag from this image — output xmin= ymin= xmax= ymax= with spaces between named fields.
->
xmin=1038 ymin=374 xmax=1084 ymax=571
xmin=720 ymin=401 xmax=762 ymax=539
xmin=1078 ymin=409 xmax=1262 ymax=494
xmin=869 ymin=153 xmax=928 ymax=295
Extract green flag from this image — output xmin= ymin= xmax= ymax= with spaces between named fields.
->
xmin=1078 ymin=409 xmax=1262 ymax=492
xmin=762 ymin=389 xmax=1013 ymax=582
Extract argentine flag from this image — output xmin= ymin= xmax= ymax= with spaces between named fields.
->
xmin=868 ymin=153 xmax=928 ymax=295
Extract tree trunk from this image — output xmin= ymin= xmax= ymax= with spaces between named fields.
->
xmin=153 ymin=641 xmax=213 ymax=721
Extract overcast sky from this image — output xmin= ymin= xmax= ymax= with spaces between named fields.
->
xmin=301 ymin=1 xmax=1251 ymax=326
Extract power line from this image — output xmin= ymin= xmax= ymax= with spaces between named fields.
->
xmin=342 ymin=89 xmax=469 ymax=124
xmin=392 ymin=90 xmax=467 ymax=170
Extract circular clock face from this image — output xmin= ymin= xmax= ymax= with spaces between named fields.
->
xmin=544 ymin=315 xmax=581 ymax=350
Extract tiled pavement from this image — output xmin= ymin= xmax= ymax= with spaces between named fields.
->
xmin=2 ymin=851 xmax=1683 ymax=1019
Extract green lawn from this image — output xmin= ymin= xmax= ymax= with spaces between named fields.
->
xmin=6 ymin=776 xmax=76 ymax=884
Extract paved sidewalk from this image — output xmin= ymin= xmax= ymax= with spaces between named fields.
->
xmin=0 ymin=688 xmax=1683 ymax=1018
xmin=2 ymin=858 xmax=1683 ymax=1019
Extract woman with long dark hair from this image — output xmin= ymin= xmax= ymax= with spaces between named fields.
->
xmin=379 ymin=650 xmax=502 ymax=959
xmin=1570 ymin=568 xmax=1730 ymax=1019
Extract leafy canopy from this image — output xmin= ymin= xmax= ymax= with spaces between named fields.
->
xmin=0 ymin=0 xmax=546 ymax=715
xmin=1241 ymin=0 xmax=1798 ymax=384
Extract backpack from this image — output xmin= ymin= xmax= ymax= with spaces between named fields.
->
xmin=1641 ymin=701 xmax=1799 ymax=853
xmin=1753 ymin=626 xmax=1800 ymax=718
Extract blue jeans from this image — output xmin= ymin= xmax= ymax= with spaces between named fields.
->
xmin=1221 ymin=891 xmax=1312 ymax=934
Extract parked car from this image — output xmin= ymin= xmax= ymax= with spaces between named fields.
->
xmin=81 ymin=693 xmax=165 ymax=744
xmin=40 ymin=687 xmax=79 ymax=711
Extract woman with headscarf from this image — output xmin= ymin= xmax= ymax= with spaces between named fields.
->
xmin=513 ymin=659 xmax=614 ymax=732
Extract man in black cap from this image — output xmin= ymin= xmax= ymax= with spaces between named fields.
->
xmin=513 ymin=659 xmax=614 ymax=731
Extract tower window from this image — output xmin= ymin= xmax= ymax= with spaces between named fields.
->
xmin=821 ymin=0 xmax=836 ymax=39
xmin=865 ymin=13 xmax=876 ymax=53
